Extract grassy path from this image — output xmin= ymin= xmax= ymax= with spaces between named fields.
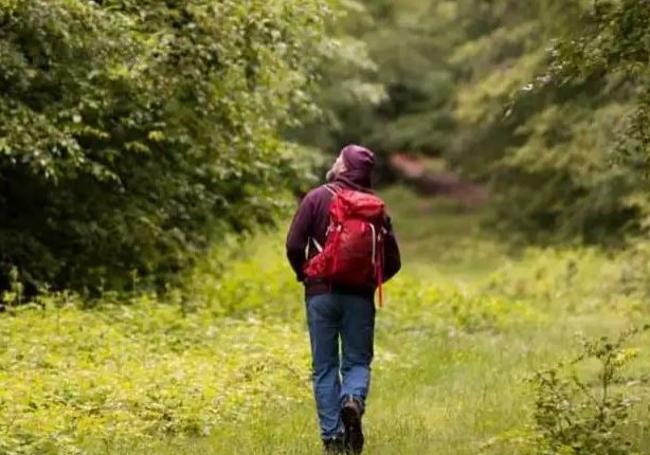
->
xmin=121 ymin=187 xmax=646 ymax=454
xmin=146 ymin=315 xmax=633 ymax=454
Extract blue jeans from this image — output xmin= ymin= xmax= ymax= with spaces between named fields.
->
xmin=306 ymin=292 xmax=376 ymax=439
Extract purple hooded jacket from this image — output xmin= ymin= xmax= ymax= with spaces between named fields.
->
xmin=285 ymin=145 xmax=401 ymax=298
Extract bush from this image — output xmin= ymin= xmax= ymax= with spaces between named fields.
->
xmin=529 ymin=328 xmax=649 ymax=455
xmin=0 ymin=0 xmax=331 ymax=292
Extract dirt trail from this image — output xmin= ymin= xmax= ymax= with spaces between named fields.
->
xmin=389 ymin=153 xmax=488 ymax=208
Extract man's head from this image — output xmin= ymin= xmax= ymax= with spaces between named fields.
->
xmin=326 ymin=145 xmax=376 ymax=187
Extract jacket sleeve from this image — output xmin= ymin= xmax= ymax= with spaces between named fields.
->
xmin=285 ymin=193 xmax=314 ymax=282
xmin=382 ymin=215 xmax=401 ymax=283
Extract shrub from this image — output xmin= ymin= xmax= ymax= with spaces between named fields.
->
xmin=529 ymin=328 xmax=650 ymax=455
xmin=0 ymin=0 xmax=331 ymax=292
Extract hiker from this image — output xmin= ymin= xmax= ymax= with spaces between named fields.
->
xmin=286 ymin=145 xmax=401 ymax=454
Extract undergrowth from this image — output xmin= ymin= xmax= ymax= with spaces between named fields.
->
xmin=0 ymin=229 xmax=541 ymax=455
xmin=529 ymin=328 xmax=650 ymax=455
xmin=2 ymin=191 xmax=650 ymax=454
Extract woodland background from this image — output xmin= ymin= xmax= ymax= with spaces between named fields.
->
xmin=2 ymin=1 xmax=650 ymax=454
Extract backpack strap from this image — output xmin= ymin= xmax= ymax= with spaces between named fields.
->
xmin=311 ymin=238 xmax=324 ymax=253
xmin=323 ymin=184 xmax=339 ymax=196
xmin=305 ymin=237 xmax=324 ymax=260
xmin=304 ymin=184 xmax=339 ymax=260
xmin=367 ymin=222 xmax=386 ymax=308
xmin=369 ymin=223 xmax=377 ymax=266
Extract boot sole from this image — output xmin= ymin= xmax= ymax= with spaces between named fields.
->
xmin=341 ymin=406 xmax=364 ymax=454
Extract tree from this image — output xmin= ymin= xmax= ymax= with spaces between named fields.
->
xmin=307 ymin=0 xmax=648 ymax=242
xmin=0 ymin=0 xmax=332 ymax=291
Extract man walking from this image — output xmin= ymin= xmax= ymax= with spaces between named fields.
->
xmin=286 ymin=145 xmax=401 ymax=453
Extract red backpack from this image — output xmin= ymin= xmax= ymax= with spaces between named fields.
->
xmin=304 ymin=185 xmax=387 ymax=306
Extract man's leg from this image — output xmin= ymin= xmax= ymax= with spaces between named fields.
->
xmin=306 ymin=293 xmax=344 ymax=443
xmin=340 ymin=294 xmax=375 ymax=409
xmin=340 ymin=293 xmax=375 ymax=453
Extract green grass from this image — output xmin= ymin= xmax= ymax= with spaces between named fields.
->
xmin=382 ymin=186 xmax=507 ymax=283
xmin=2 ymin=186 xmax=650 ymax=454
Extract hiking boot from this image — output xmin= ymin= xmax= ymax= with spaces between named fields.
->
xmin=341 ymin=397 xmax=364 ymax=454
xmin=323 ymin=435 xmax=346 ymax=454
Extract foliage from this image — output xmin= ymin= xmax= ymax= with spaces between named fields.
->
xmin=289 ymin=0 xmax=387 ymax=155
xmin=0 ymin=0 xmax=332 ymax=292
xmin=0 ymin=215 xmax=537 ymax=455
xmin=527 ymin=0 xmax=650 ymax=236
xmin=0 ymin=295 xmax=312 ymax=455
xmin=529 ymin=328 xmax=649 ymax=455
xmin=296 ymin=0 xmax=458 ymax=161
xmin=545 ymin=0 xmax=650 ymax=174
xmin=445 ymin=0 xmax=644 ymax=243
xmin=303 ymin=0 xmax=650 ymax=242
xmin=386 ymin=274 xmax=541 ymax=335
xmin=4 ymin=189 xmax=650 ymax=454
xmin=182 ymin=232 xmax=305 ymax=319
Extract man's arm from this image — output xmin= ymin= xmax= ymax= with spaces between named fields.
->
xmin=382 ymin=216 xmax=401 ymax=283
xmin=285 ymin=194 xmax=314 ymax=282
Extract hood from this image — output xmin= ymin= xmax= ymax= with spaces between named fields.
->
xmin=336 ymin=144 xmax=375 ymax=190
